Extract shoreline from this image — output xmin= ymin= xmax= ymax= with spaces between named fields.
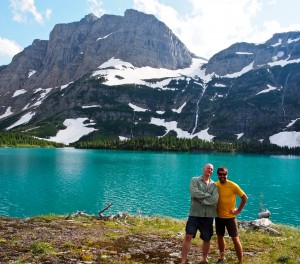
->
xmin=0 ymin=215 xmax=299 ymax=263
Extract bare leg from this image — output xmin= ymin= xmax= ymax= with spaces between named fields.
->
xmin=202 ymin=240 xmax=210 ymax=262
xmin=181 ymin=234 xmax=193 ymax=264
xmin=232 ymin=236 xmax=243 ymax=263
xmin=217 ymin=235 xmax=226 ymax=260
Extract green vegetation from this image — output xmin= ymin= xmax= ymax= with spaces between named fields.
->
xmin=0 ymin=131 xmax=64 ymax=148
xmin=72 ymin=136 xmax=300 ymax=155
xmin=30 ymin=241 xmax=57 ymax=255
xmin=0 ymin=130 xmax=299 ymax=155
xmin=0 ymin=215 xmax=299 ymax=263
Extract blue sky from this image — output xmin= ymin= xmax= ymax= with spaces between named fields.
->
xmin=0 ymin=0 xmax=299 ymax=66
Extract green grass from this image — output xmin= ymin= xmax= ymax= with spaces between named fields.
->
xmin=1 ymin=215 xmax=299 ymax=263
xmin=102 ymin=216 xmax=300 ymax=263
xmin=30 ymin=241 xmax=57 ymax=255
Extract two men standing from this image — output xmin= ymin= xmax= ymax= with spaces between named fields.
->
xmin=181 ymin=164 xmax=248 ymax=264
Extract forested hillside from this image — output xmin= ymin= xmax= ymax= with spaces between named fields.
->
xmin=0 ymin=132 xmax=64 ymax=148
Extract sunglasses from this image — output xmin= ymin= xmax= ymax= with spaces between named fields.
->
xmin=218 ymin=172 xmax=227 ymax=176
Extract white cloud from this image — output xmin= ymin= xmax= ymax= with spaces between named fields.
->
xmin=9 ymin=0 xmax=49 ymax=24
xmin=0 ymin=38 xmax=22 ymax=57
xmin=133 ymin=0 xmax=262 ymax=58
xmin=133 ymin=0 xmax=179 ymax=26
xmin=133 ymin=0 xmax=184 ymax=44
xmin=267 ymin=0 xmax=278 ymax=5
xmin=45 ymin=8 xmax=52 ymax=20
xmin=133 ymin=0 xmax=300 ymax=59
xmin=262 ymin=20 xmax=300 ymax=36
xmin=87 ymin=0 xmax=105 ymax=17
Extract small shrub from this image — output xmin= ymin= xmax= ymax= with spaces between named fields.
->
xmin=30 ymin=241 xmax=55 ymax=255
xmin=277 ymin=255 xmax=290 ymax=263
xmin=81 ymin=252 xmax=93 ymax=261
xmin=62 ymin=240 xmax=76 ymax=250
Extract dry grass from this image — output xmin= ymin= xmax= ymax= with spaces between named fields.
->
xmin=0 ymin=215 xmax=299 ymax=263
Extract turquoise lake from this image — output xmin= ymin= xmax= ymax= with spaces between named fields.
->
xmin=0 ymin=148 xmax=299 ymax=226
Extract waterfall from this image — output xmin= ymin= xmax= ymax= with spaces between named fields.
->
xmin=281 ymin=72 xmax=291 ymax=123
xmin=191 ymin=83 xmax=207 ymax=135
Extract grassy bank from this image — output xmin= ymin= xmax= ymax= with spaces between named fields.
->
xmin=0 ymin=215 xmax=299 ymax=263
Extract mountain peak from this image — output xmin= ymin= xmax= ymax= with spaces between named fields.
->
xmin=124 ymin=9 xmax=157 ymax=19
xmin=80 ymin=13 xmax=98 ymax=23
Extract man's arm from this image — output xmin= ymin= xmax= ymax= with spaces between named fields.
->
xmin=200 ymin=184 xmax=219 ymax=206
xmin=230 ymin=194 xmax=248 ymax=215
xmin=190 ymin=178 xmax=209 ymax=200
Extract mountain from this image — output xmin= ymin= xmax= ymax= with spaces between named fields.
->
xmin=0 ymin=10 xmax=299 ymax=148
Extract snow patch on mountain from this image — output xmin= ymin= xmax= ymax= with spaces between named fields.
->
xmin=48 ymin=118 xmax=97 ymax=145
xmin=82 ymin=105 xmax=101 ymax=109
xmin=256 ymin=84 xmax=278 ymax=95
xmin=269 ymin=131 xmax=300 ymax=147
xmin=28 ymin=70 xmax=36 ymax=78
xmin=0 ymin=106 xmax=13 ymax=119
xmin=150 ymin=117 xmax=215 ymax=141
xmin=6 ymin=112 xmax=36 ymax=130
xmin=236 ymin=133 xmax=244 ymax=140
xmin=60 ymin=82 xmax=73 ymax=90
xmin=172 ymin=102 xmax=186 ymax=113
xmin=92 ymin=57 xmax=208 ymax=87
xmin=287 ymin=118 xmax=300 ymax=128
xmin=13 ymin=89 xmax=27 ymax=97
xmin=129 ymin=103 xmax=148 ymax=112
xmin=222 ymin=62 xmax=254 ymax=78
xmin=267 ymin=58 xmax=300 ymax=67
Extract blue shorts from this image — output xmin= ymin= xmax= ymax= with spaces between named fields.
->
xmin=185 ymin=216 xmax=214 ymax=242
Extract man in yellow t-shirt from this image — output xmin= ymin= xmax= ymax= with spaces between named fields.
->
xmin=215 ymin=166 xmax=248 ymax=264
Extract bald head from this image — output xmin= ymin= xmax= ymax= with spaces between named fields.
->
xmin=202 ymin=163 xmax=214 ymax=178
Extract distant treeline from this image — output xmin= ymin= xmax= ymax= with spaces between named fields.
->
xmin=0 ymin=131 xmax=64 ymax=148
xmin=1 ymin=131 xmax=299 ymax=155
xmin=72 ymin=136 xmax=300 ymax=155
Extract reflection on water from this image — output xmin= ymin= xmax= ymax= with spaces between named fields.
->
xmin=0 ymin=148 xmax=299 ymax=226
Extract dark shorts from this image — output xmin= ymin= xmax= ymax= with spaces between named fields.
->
xmin=185 ymin=216 xmax=214 ymax=242
xmin=215 ymin=217 xmax=238 ymax=237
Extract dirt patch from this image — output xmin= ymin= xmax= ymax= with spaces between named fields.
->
xmin=0 ymin=216 xmax=193 ymax=263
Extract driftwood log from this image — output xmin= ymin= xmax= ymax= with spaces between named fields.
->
xmin=65 ymin=202 xmax=129 ymax=220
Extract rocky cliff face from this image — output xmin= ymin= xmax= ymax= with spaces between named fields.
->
xmin=0 ymin=9 xmax=194 ymax=94
xmin=0 ymin=39 xmax=48 ymax=93
xmin=205 ymin=31 xmax=300 ymax=76
xmin=0 ymin=10 xmax=300 ymax=147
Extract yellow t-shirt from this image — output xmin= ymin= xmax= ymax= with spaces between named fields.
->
xmin=216 ymin=180 xmax=245 ymax=218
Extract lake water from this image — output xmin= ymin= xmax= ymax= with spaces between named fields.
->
xmin=0 ymin=148 xmax=299 ymax=226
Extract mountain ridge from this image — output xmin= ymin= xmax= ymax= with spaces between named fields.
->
xmin=0 ymin=10 xmax=300 ymax=148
